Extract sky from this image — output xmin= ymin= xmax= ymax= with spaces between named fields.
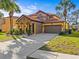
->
xmin=0 ymin=0 xmax=79 ymax=17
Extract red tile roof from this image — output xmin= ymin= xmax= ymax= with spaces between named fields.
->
xmin=29 ymin=10 xmax=49 ymax=16
xmin=17 ymin=15 xmax=44 ymax=23
xmin=17 ymin=10 xmax=65 ymax=23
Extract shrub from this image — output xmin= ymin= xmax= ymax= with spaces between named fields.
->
xmin=26 ymin=29 xmax=31 ymax=36
xmin=12 ymin=29 xmax=22 ymax=35
xmin=19 ymin=29 xmax=24 ymax=34
xmin=0 ymin=29 xmax=2 ymax=32
xmin=14 ymin=29 xmax=19 ymax=35
xmin=72 ymin=28 xmax=77 ymax=31
xmin=68 ymin=29 xmax=72 ymax=34
xmin=59 ymin=31 xmax=66 ymax=35
xmin=6 ymin=29 xmax=14 ymax=35
xmin=72 ymin=26 xmax=77 ymax=31
xmin=64 ymin=29 xmax=72 ymax=34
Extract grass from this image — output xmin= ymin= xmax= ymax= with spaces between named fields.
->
xmin=0 ymin=32 xmax=23 ymax=42
xmin=40 ymin=31 xmax=79 ymax=55
xmin=0 ymin=32 xmax=12 ymax=41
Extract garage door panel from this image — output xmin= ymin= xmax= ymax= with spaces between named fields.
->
xmin=44 ymin=25 xmax=62 ymax=33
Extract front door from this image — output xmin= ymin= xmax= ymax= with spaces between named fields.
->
xmin=32 ymin=23 xmax=34 ymax=34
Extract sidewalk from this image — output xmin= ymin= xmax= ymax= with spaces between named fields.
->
xmin=28 ymin=50 xmax=79 ymax=59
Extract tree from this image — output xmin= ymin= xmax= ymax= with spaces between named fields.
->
xmin=56 ymin=0 xmax=75 ymax=31
xmin=72 ymin=10 xmax=79 ymax=24
xmin=0 ymin=0 xmax=21 ymax=34
xmin=56 ymin=11 xmax=64 ymax=20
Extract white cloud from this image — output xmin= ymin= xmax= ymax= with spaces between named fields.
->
xmin=0 ymin=3 xmax=37 ymax=17
xmin=27 ymin=5 xmax=37 ymax=10
xmin=14 ymin=3 xmax=37 ymax=16
xmin=0 ymin=10 xmax=8 ymax=17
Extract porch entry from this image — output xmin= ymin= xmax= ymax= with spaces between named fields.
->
xmin=32 ymin=23 xmax=35 ymax=34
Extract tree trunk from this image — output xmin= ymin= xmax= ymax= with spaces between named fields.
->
xmin=76 ymin=16 xmax=78 ymax=25
xmin=64 ymin=16 xmax=66 ymax=31
xmin=63 ymin=9 xmax=67 ymax=32
xmin=9 ymin=11 xmax=13 ymax=34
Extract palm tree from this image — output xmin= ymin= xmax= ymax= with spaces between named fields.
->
xmin=0 ymin=0 xmax=21 ymax=34
xmin=56 ymin=11 xmax=64 ymax=20
xmin=56 ymin=0 xmax=75 ymax=31
xmin=72 ymin=10 xmax=79 ymax=24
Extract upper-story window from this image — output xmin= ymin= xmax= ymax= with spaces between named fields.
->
xmin=37 ymin=13 xmax=48 ymax=21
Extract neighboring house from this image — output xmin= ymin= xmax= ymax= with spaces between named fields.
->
xmin=16 ymin=10 xmax=69 ymax=34
xmin=0 ymin=18 xmax=4 ymax=31
xmin=2 ymin=16 xmax=18 ymax=32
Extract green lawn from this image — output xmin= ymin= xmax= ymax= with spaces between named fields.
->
xmin=0 ymin=32 xmax=22 ymax=42
xmin=40 ymin=31 xmax=79 ymax=55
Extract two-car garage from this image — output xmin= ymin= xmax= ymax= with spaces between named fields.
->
xmin=44 ymin=25 xmax=62 ymax=33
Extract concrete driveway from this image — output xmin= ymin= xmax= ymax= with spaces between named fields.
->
xmin=0 ymin=33 xmax=57 ymax=59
